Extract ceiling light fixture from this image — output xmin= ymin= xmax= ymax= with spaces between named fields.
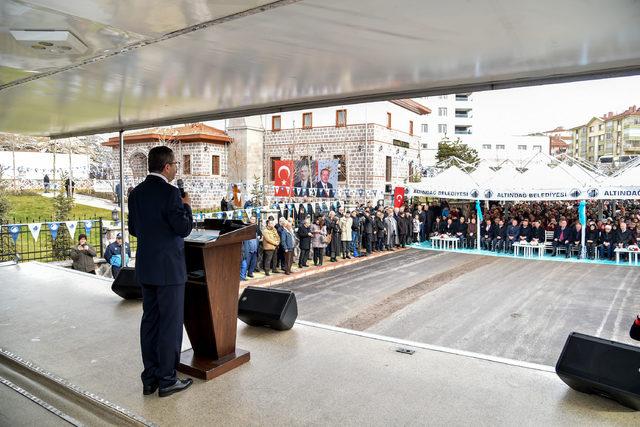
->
xmin=10 ymin=30 xmax=88 ymax=55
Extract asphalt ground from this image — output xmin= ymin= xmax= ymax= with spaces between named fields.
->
xmin=279 ymin=249 xmax=640 ymax=365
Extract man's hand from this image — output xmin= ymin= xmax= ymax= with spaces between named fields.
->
xmin=182 ymin=193 xmax=191 ymax=206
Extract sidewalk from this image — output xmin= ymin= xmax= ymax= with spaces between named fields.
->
xmin=240 ymin=247 xmax=409 ymax=290
xmin=41 ymin=192 xmax=125 ymax=212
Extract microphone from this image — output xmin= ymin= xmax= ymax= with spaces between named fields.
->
xmin=630 ymin=314 xmax=640 ymax=341
xmin=177 ymin=179 xmax=185 ymax=197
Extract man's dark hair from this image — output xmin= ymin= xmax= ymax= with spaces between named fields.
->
xmin=148 ymin=146 xmax=174 ymax=173
xmin=78 ymin=234 xmax=87 ymax=241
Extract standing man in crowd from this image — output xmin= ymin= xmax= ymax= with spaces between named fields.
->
xmin=281 ymin=220 xmax=295 ymax=275
xmin=339 ymin=210 xmax=353 ymax=259
xmin=297 ymin=217 xmax=312 ymax=268
xmin=43 ymin=174 xmax=50 ymax=193
xmin=261 ymin=217 xmax=280 ymax=275
xmin=104 ymin=232 xmax=131 ymax=278
xmin=128 ymin=146 xmax=194 ymax=398
xmin=242 ymin=216 xmax=259 ymax=278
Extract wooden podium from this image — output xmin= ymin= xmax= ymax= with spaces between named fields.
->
xmin=178 ymin=219 xmax=256 ymax=380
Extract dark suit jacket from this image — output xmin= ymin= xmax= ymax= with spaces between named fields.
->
xmin=553 ymin=226 xmax=573 ymax=243
xmin=128 ymin=175 xmax=193 ymax=286
xmin=315 ymin=181 xmax=334 ymax=198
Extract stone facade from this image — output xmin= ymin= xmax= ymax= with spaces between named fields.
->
xmin=264 ymin=123 xmax=420 ymax=201
xmin=110 ymin=141 xmax=229 ymax=210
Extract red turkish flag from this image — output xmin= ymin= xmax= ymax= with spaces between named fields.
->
xmin=393 ymin=186 xmax=405 ymax=208
xmin=274 ymin=160 xmax=294 ymax=197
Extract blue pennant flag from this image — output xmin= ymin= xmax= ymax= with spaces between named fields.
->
xmin=578 ymin=200 xmax=586 ymax=225
xmin=8 ymin=224 xmax=20 ymax=243
xmin=475 ymin=200 xmax=483 ymax=222
xmin=83 ymin=220 xmax=93 ymax=236
xmin=49 ymin=222 xmax=60 ymax=240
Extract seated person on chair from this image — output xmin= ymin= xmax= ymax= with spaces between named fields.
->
xmin=492 ymin=218 xmax=507 ymax=253
xmin=568 ymin=222 xmax=583 ymax=259
xmin=466 ymin=217 xmax=476 ymax=248
xmin=599 ymin=224 xmax=615 ymax=260
xmin=585 ymin=222 xmax=599 ymax=260
xmin=615 ymin=221 xmax=636 ymax=261
xmin=517 ymin=219 xmax=532 ymax=244
xmin=552 ymin=219 xmax=573 ymax=257
xmin=481 ymin=218 xmax=496 ymax=251
xmin=455 ymin=216 xmax=468 ymax=246
xmin=530 ymin=220 xmax=545 ymax=246
xmin=444 ymin=217 xmax=457 ymax=236
xmin=505 ymin=218 xmax=520 ymax=252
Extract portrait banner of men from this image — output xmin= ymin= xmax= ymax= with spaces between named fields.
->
xmin=294 ymin=159 xmax=313 ymax=197
xmin=315 ymin=159 xmax=338 ymax=198
xmin=274 ymin=160 xmax=294 ymax=197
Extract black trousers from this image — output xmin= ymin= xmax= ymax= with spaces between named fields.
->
xmin=140 ymin=283 xmax=185 ymax=388
xmin=313 ymin=247 xmax=324 ymax=265
xmin=299 ymin=249 xmax=309 ymax=267
xmin=364 ymin=233 xmax=373 ymax=253
xmin=263 ymin=249 xmax=275 ymax=273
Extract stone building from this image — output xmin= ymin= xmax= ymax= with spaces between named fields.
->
xmin=105 ymin=123 xmax=231 ymax=209
xmin=262 ymin=99 xmax=429 ymax=201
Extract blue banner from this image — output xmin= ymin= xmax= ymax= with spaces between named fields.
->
xmin=83 ymin=220 xmax=93 ymax=236
xmin=578 ymin=200 xmax=586 ymax=225
xmin=475 ymin=200 xmax=483 ymax=222
xmin=8 ymin=225 xmax=20 ymax=243
xmin=48 ymin=222 xmax=60 ymax=240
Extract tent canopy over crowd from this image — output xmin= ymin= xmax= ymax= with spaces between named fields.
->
xmin=408 ymin=153 xmax=640 ymax=201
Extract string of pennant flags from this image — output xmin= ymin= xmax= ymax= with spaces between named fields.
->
xmin=3 ymin=200 xmax=352 ymax=243
xmin=192 ymin=200 xmax=351 ymax=222
xmin=2 ymin=220 xmax=96 ymax=244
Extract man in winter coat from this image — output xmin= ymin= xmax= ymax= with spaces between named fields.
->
xmin=296 ymin=218 xmax=312 ymax=268
xmin=261 ymin=218 xmax=280 ymax=276
xmin=339 ymin=211 xmax=353 ymax=259
xmin=70 ymin=234 xmax=97 ymax=274
xmin=104 ymin=233 xmax=131 ymax=278
xmin=384 ymin=209 xmax=398 ymax=250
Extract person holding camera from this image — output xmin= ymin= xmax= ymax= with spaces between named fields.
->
xmin=70 ymin=234 xmax=96 ymax=274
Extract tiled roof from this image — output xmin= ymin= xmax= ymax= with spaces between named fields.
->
xmin=390 ymin=99 xmax=431 ymax=115
xmin=104 ymin=123 xmax=231 ymax=146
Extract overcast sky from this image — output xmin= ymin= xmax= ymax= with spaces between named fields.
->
xmin=472 ymin=75 xmax=640 ymax=138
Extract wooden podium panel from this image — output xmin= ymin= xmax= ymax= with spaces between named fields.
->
xmin=179 ymin=221 xmax=256 ymax=380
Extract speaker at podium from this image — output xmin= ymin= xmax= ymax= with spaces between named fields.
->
xmin=179 ymin=218 xmax=257 ymax=380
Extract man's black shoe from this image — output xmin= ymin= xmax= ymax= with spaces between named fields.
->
xmin=159 ymin=378 xmax=193 ymax=397
xmin=143 ymin=382 xmax=158 ymax=396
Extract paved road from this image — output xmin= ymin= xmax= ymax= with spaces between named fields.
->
xmin=283 ymin=249 xmax=640 ymax=366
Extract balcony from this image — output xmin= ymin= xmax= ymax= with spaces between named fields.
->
xmin=455 ymin=110 xmax=473 ymax=119
xmin=454 ymin=129 xmax=473 ymax=135
xmin=455 ymin=93 xmax=472 ymax=102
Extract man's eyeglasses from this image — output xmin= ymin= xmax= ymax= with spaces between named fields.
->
xmin=168 ymin=161 xmax=181 ymax=167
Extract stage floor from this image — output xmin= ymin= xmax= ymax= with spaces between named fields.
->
xmin=1 ymin=262 xmax=638 ymax=425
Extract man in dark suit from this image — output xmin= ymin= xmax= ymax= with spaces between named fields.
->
xmin=315 ymin=167 xmax=334 ymax=198
xmin=294 ymin=164 xmax=313 ymax=197
xmin=552 ymin=219 xmax=573 ymax=257
xmin=128 ymin=146 xmax=194 ymax=398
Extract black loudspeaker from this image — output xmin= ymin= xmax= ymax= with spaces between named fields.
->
xmin=385 ymin=184 xmax=393 ymax=193
xmin=238 ymin=286 xmax=297 ymax=331
xmin=556 ymin=332 xmax=640 ymax=410
xmin=111 ymin=267 xmax=142 ymax=300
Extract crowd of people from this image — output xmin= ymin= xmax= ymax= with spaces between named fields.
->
xmin=239 ymin=199 xmax=640 ymax=278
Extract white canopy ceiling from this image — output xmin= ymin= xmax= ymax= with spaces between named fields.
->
xmin=408 ymin=154 xmax=621 ymax=200
xmin=1 ymin=0 xmax=640 ymax=137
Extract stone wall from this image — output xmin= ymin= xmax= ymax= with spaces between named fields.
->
xmin=264 ymin=123 xmax=420 ymax=201
xmin=111 ymin=141 xmax=229 ymax=210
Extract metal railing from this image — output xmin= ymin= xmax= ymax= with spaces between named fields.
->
xmin=0 ymin=219 xmax=104 ymax=263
